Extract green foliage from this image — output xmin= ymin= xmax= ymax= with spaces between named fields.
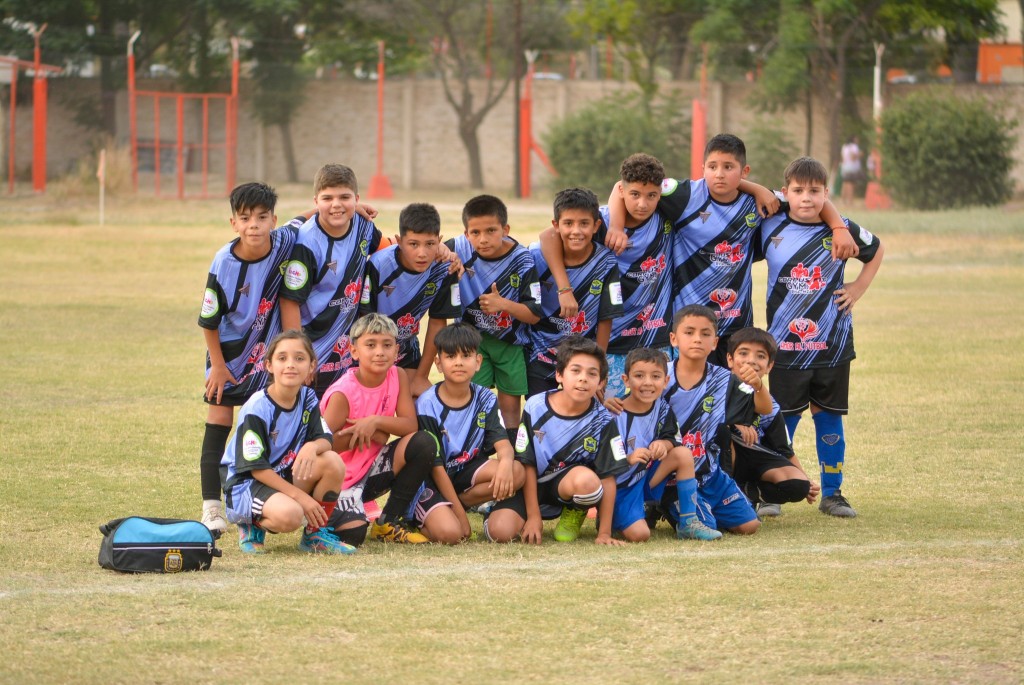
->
xmin=743 ymin=120 xmax=800 ymax=188
xmin=544 ymin=94 xmax=690 ymax=193
xmin=881 ymin=90 xmax=1017 ymax=209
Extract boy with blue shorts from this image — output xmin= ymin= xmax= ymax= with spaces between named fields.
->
xmin=448 ymin=195 xmax=541 ymax=430
xmin=611 ymin=348 xmax=721 ymax=541
xmin=758 ymin=157 xmax=884 ymax=518
xmin=527 ymin=187 xmax=623 ymax=396
xmin=650 ymin=305 xmax=773 ymax=535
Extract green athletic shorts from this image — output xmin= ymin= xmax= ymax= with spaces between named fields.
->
xmin=473 ymin=332 xmax=528 ymax=396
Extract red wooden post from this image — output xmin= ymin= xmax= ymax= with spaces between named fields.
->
xmin=176 ymin=94 xmax=184 ymax=199
xmin=31 ymin=24 xmax=47 ymax=193
xmin=7 ymin=62 xmax=17 ymax=194
xmin=367 ymin=40 xmax=393 ymax=199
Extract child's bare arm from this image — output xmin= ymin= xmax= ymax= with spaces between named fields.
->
xmin=322 ymin=392 xmax=353 ymax=453
xmin=738 ymin=179 xmax=780 ymax=217
xmin=280 ymin=297 xmax=302 ymax=332
xmin=595 ymin=318 xmax=612 ymax=353
xmin=374 ymin=369 xmax=419 ymax=437
xmin=835 ymin=240 xmax=884 ymax=313
xmin=521 ymin=466 xmax=543 ymax=545
xmin=594 ymin=477 xmax=625 ymax=545
xmin=491 ymin=440 xmax=518 ymax=501
xmin=538 ymin=227 xmax=577 ymax=318
xmin=202 ymin=328 xmax=238 ymax=404
xmin=820 ymin=201 xmax=859 ymax=260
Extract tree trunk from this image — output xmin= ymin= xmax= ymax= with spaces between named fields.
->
xmin=98 ymin=0 xmax=117 ymax=136
xmin=460 ymin=120 xmax=484 ymax=189
xmin=804 ymin=87 xmax=813 ymax=155
xmin=278 ymin=122 xmax=298 ymax=183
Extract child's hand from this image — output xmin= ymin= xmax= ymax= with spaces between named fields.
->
xmin=298 ymin=492 xmax=328 ymax=529
xmin=648 ymin=440 xmax=670 ymax=462
xmin=491 ymin=460 xmax=516 ymax=501
xmin=436 ymin=241 xmax=465 ymax=277
xmin=595 ymin=532 xmax=626 ymax=546
xmin=292 ymin=444 xmax=319 ymax=482
xmin=734 ymin=424 xmax=758 ymax=447
xmin=603 ymin=396 xmax=625 ymax=415
xmin=753 ymin=186 xmax=781 ymax=218
xmin=830 ymin=227 xmax=859 ymax=260
xmin=603 ymin=227 xmax=630 ymax=256
xmin=522 ymin=516 xmax=543 ymax=545
xmin=806 ymin=481 xmax=821 ymax=504
xmin=410 ymin=373 xmax=433 ymax=399
xmin=627 ymin=448 xmax=651 ymax=466
xmin=834 ymin=281 xmax=867 ymax=313
xmin=204 ymin=364 xmax=238 ymax=404
xmin=557 ymin=289 xmax=579 ymax=319
xmin=478 ymin=283 xmax=507 ymax=314
xmin=733 ymin=363 xmax=764 ymax=391
xmin=356 ymin=202 xmax=378 ymax=220
xmin=339 ymin=416 xmax=378 ymax=451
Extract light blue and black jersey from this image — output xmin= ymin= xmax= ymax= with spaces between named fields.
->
xmin=758 ymin=215 xmax=881 ymax=369
xmin=658 ymin=178 xmax=762 ymax=338
xmin=448 ymin=235 xmax=541 ymax=346
xmin=528 ymin=242 xmax=623 ymax=378
xmin=416 ymin=383 xmax=507 ymax=476
xmin=614 ymin=398 xmax=680 ymax=488
xmin=596 ymin=206 xmax=674 ymax=354
xmin=359 ymin=244 xmax=460 ymax=369
xmin=199 ymin=219 xmax=302 ymax=395
xmin=663 ymin=362 xmax=756 ymax=486
xmin=221 ymin=386 xmax=332 ymax=489
xmin=280 ymin=213 xmax=382 ymax=384
xmin=513 ymin=392 xmax=629 ymax=483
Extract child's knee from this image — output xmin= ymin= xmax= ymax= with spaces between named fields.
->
xmin=483 ymin=513 xmax=521 ymax=543
xmin=621 ymin=522 xmax=650 ymax=543
xmin=730 ymin=519 xmax=761 ymax=536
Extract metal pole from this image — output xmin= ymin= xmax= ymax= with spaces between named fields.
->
xmin=128 ymin=31 xmax=140 ymax=193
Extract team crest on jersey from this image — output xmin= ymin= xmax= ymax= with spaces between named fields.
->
xmin=284 ymin=261 xmax=308 ymax=290
xmin=424 ymin=281 xmax=437 ymax=297
xmin=745 ymin=212 xmax=758 ymax=228
xmin=510 ymin=273 xmax=521 ymax=288
xmin=589 ymin=280 xmax=603 ymax=296
xmin=699 ymin=211 xmax=711 ymax=223
xmin=583 ymin=436 xmax=597 ymax=453
xmin=396 ymin=312 xmax=419 ymax=340
xmin=476 ymin=411 xmax=487 ymax=429
xmin=711 ymin=240 xmax=744 ymax=267
xmin=663 ymin=220 xmax=672 ymax=235
xmin=302 ymin=410 xmax=310 ymax=425
xmin=242 ymin=430 xmax=265 ymax=462
xmin=821 ymin=236 xmax=833 ymax=252
xmin=327 ymin=260 xmax=338 ymax=274
xmin=709 ymin=288 xmax=740 ymax=320
xmin=359 ymin=239 xmax=369 ymax=257
xmin=701 ymin=395 xmax=715 ymax=413
xmin=201 ymin=288 xmax=219 ymax=318
xmin=781 ymin=262 xmax=826 ymax=294
xmin=533 ymin=429 xmax=546 ymax=444
xmin=770 ymin=236 xmax=784 ymax=248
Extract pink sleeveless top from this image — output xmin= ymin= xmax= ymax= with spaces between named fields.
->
xmin=319 ymin=365 xmax=400 ymax=489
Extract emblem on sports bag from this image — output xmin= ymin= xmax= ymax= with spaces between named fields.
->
xmin=164 ymin=549 xmax=183 ymax=573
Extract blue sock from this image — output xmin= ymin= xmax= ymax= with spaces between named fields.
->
xmin=812 ymin=411 xmax=845 ymax=497
xmin=784 ymin=413 xmax=802 ymax=441
xmin=675 ymin=478 xmax=698 ymax=526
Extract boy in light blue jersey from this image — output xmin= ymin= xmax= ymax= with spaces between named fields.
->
xmin=757 ymin=157 xmax=884 ymax=518
xmin=528 ymin=188 xmax=623 ymax=397
xmin=448 ymin=194 xmax=542 ymax=430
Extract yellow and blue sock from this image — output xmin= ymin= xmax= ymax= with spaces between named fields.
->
xmin=812 ymin=411 xmax=845 ymax=497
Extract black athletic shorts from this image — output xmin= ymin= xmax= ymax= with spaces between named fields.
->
xmin=449 ymin=455 xmax=492 ymax=493
xmin=769 ymin=362 xmax=850 ymax=415
xmin=732 ymin=447 xmax=796 ymax=485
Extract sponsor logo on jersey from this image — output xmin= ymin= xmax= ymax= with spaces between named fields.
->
xmin=284 ymin=261 xmax=308 ymax=290
xmin=780 ymin=262 xmax=826 ymax=294
xmin=682 ymin=430 xmax=706 ymax=461
xmin=611 ymin=435 xmax=627 ymax=460
xmin=629 ymin=253 xmax=667 ymax=286
xmin=557 ymin=310 xmax=589 ymax=335
xmin=201 ymin=288 xmax=219 ymax=318
xmin=454 ymin=447 xmax=479 ymax=466
xmin=396 ymin=312 xmax=420 ymax=340
xmin=252 ymin=297 xmax=275 ymax=333
xmin=329 ymin=279 xmax=362 ymax=312
xmin=530 ymin=281 xmax=542 ymax=303
xmin=779 ymin=317 xmax=828 ymax=352
xmin=451 ymin=284 xmax=461 ymax=307
xmin=789 ymin=317 xmax=819 ymax=341
xmin=609 ymin=281 xmax=623 ymax=305
xmin=709 ymin=288 xmax=740 ymax=320
xmin=360 ymin=278 xmax=373 ymax=304
xmin=661 ymin=178 xmax=679 ymax=195
xmin=859 ymin=226 xmax=873 ymax=244
xmin=244 ymin=342 xmax=267 ymax=380
xmin=281 ymin=450 xmax=297 ymax=469
xmin=711 ymin=240 xmax=744 ymax=267
xmin=472 ymin=310 xmax=514 ymax=334
xmin=622 ymin=304 xmax=666 ymax=337
xmin=242 ymin=430 xmax=265 ymax=461
xmin=515 ymin=425 xmax=529 ymax=452
xmin=583 ymin=436 xmax=598 ymax=453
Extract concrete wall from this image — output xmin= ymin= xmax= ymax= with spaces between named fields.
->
xmin=4 ymin=76 xmax=1024 ymax=193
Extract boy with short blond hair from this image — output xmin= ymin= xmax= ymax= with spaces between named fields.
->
xmin=280 ymin=164 xmax=383 ymax=397
xmin=758 ymin=156 xmax=884 ymax=518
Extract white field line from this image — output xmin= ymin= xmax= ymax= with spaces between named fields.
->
xmin=1 ymin=537 xmax=1019 ymax=602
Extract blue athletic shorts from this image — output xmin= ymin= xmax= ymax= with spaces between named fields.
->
xmin=612 ymin=476 xmax=646 ymax=532
xmin=692 ymin=468 xmax=757 ymax=531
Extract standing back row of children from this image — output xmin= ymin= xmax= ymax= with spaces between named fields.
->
xmin=196 ymin=133 xmax=882 ymax=552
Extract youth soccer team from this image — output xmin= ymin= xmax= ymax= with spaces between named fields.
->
xmin=198 ymin=133 xmax=885 ymax=555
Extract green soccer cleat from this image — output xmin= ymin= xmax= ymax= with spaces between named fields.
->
xmin=676 ymin=517 xmax=723 ymax=541
xmin=298 ymin=527 xmax=357 ymax=555
xmin=237 ymin=523 xmax=266 ymax=554
xmin=553 ymin=506 xmax=588 ymax=542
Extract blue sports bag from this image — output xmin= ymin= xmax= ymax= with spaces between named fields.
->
xmin=98 ymin=517 xmax=222 ymax=573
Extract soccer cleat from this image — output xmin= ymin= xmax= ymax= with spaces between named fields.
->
xmin=299 ymin=527 xmax=357 ymax=555
xmin=756 ymin=502 xmax=782 ymax=518
xmin=237 ymin=524 xmax=266 ymax=554
xmin=201 ymin=505 xmax=228 ymax=533
xmin=676 ymin=517 xmax=723 ymax=541
xmin=819 ymin=490 xmax=857 ymax=518
xmin=644 ymin=502 xmax=662 ymax=531
xmin=553 ymin=506 xmax=587 ymax=542
xmin=370 ymin=518 xmax=430 ymax=544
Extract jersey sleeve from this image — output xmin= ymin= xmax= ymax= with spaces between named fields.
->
xmin=598 ymin=264 xmax=624 ymax=321
xmin=592 ymin=420 xmax=629 ymax=479
xmin=368 ymin=227 xmax=383 ymax=254
xmin=520 ymin=263 xmax=543 ymax=318
xmin=513 ymin=411 xmax=537 ymax=467
xmin=480 ymin=400 xmax=508 ymax=455
xmin=655 ymin=177 xmax=694 ymax=224
xmin=230 ymin=413 xmax=273 ymax=476
xmin=281 ymin=242 xmax=318 ymax=303
xmin=303 ymin=390 xmax=333 ymax=445
xmin=726 ymin=374 xmax=757 ymax=427
xmin=845 ymin=218 xmax=882 ymax=263
xmin=759 ymin=410 xmax=795 ymax=458
xmin=198 ymin=270 xmax=227 ymax=330
xmin=358 ymin=260 xmax=380 ymax=317
xmin=428 ymin=271 xmax=462 ymax=319
xmin=657 ymin=404 xmax=681 ymax=446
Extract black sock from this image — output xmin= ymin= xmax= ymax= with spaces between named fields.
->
xmin=380 ymin=431 xmax=437 ymax=522
xmin=201 ymin=423 xmax=231 ymax=501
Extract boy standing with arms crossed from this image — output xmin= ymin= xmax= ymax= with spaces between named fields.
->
xmin=758 ymin=157 xmax=884 ymax=518
xmin=448 ymin=195 xmax=542 ymax=430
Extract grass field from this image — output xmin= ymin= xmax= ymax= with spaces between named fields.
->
xmin=1 ymin=189 xmax=1022 ymax=684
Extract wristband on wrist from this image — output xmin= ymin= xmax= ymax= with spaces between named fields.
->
xmin=831 ymin=225 xmax=849 ymax=231
xmin=557 ymin=286 xmax=573 ymax=294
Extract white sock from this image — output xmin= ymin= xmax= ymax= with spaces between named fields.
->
xmin=202 ymin=499 xmax=222 ymax=512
